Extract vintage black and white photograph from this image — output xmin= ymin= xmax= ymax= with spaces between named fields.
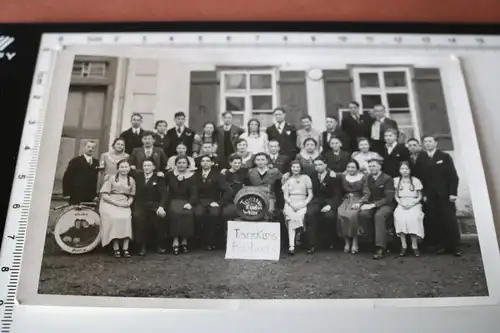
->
xmin=29 ymin=43 xmax=492 ymax=301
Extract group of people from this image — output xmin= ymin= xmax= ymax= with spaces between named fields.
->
xmin=61 ymin=101 xmax=462 ymax=260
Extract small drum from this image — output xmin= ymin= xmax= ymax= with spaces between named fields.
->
xmin=234 ymin=186 xmax=272 ymax=221
xmin=53 ymin=204 xmax=101 ymax=254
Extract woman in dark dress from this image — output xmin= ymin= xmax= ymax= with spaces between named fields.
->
xmin=337 ymin=159 xmax=370 ymax=254
xmin=323 ymin=136 xmax=350 ymax=173
xmin=165 ymin=156 xmax=197 ymax=255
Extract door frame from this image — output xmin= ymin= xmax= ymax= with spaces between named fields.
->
xmin=68 ymin=55 xmax=118 ymax=157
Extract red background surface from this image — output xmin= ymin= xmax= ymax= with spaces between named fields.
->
xmin=1 ymin=0 xmax=500 ymax=23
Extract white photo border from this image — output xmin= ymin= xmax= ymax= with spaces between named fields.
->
xmin=11 ymin=33 xmax=500 ymax=325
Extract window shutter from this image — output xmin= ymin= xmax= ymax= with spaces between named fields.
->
xmin=413 ymin=68 xmax=454 ymax=150
xmin=278 ymin=71 xmax=308 ymax=127
xmin=323 ymin=69 xmax=353 ymax=118
xmin=188 ymin=71 xmax=219 ymax=133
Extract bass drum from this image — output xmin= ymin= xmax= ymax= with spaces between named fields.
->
xmin=234 ymin=186 xmax=271 ymax=221
xmin=53 ymin=205 xmax=102 ymax=254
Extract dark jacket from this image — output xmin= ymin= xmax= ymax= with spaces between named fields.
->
xmin=321 ymin=128 xmax=349 ymax=154
xmin=165 ymin=127 xmax=196 ymax=157
xmin=414 ymin=150 xmax=459 ymax=198
xmin=340 ymin=112 xmax=372 ymax=152
xmin=129 ymin=146 xmax=168 ymax=172
xmin=266 ymin=123 xmax=298 ymax=157
xmin=323 ymin=150 xmax=351 ymax=173
xmin=133 ymin=172 xmax=168 ymax=209
xmin=216 ymin=125 xmax=244 ymax=158
xmin=309 ymin=172 xmax=342 ymax=209
xmin=120 ymin=128 xmax=145 ymax=154
xmin=192 ymin=169 xmax=233 ymax=205
xmin=364 ymin=172 xmax=395 ymax=208
xmin=62 ymin=155 xmax=99 ymax=203
xmin=380 ymin=143 xmax=410 ymax=178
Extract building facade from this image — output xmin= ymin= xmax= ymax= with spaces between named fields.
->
xmin=53 ymin=52 xmax=472 ymax=218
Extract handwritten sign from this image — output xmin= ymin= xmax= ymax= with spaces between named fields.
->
xmin=225 ymin=221 xmax=281 ymax=261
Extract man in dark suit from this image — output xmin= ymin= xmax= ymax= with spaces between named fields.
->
xmin=366 ymin=104 xmax=399 ymax=155
xmin=193 ymin=155 xmax=232 ymax=250
xmin=216 ymin=111 xmax=244 ymax=167
xmin=165 ymin=111 xmax=196 ymax=157
xmin=358 ymin=159 xmax=395 ymax=260
xmin=340 ymin=101 xmax=372 ymax=153
xmin=267 ymin=139 xmax=290 ymax=173
xmin=322 ymin=116 xmax=348 ymax=154
xmin=194 ymin=142 xmax=220 ymax=171
xmin=129 ymin=132 xmax=168 ymax=177
xmin=305 ymin=157 xmax=342 ymax=254
xmin=407 ymin=138 xmax=422 ymax=172
xmin=266 ymin=107 xmax=298 ymax=158
xmin=132 ymin=159 xmax=168 ymax=256
xmin=62 ymin=141 xmax=99 ymax=205
xmin=380 ymin=128 xmax=410 ymax=178
xmin=415 ymin=135 xmax=461 ymax=256
xmin=119 ymin=113 xmax=145 ymax=154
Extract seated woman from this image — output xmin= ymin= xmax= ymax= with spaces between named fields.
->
xmin=192 ymin=121 xmax=218 ymax=158
xmin=282 ymin=160 xmax=313 ymax=255
xmin=165 ymin=156 xmax=197 ymax=255
xmin=351 ymin=137 xmax=383 ymax=174
xmin=296 ymin=137 xmax=321 ymax=176
xmin=166 ymin=143 xmax=196 ymax=172
xmin=234 ymin=138 xmax=254 ymax=169
xmin=337 ymin=159 xmax=370 ymax=254
xmin=323 ymin=136 xmax=350 ymax=174
xmin=99 ymin=159 xmax=136 ymax=258
xmin=193 ymin=154 xmax=232 ymax=251
xmin=239 ymin=118 xmax=268 ymax=155
xmin=247 ymin=152 xmax=282 ymax=217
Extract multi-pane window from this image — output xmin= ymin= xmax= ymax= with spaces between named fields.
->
xmin=352 ymin=68 xmax=420 ymax=142
xmin=72 ymin=60 xmax=107 ymax=78
xmin=220 ymin=70 xmax=277 ymax=131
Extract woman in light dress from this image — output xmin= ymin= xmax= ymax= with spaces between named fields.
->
xmin=99 ymin=159 xmax=136 ymax=258
xmin=351 ymin=137 xmax=383 ymax=174
xmin=192 ymin=121 xmax=218 ymax=157
xmin=393 ymin=161 xmax=425 ymax=257
xmin=98 ymin=138 xmax=129 ymax=187
xmin=282 ymin=160 xmax=313 ymax=255
xmin=337 ymin=159 xmax=369 ymax=254
xmin=239 ymin=118 xmax=268 ymax=155
xmin=166 ymin=143 xmax=196 ymax=172
xmin=296 ymin=137 xmax=321 ymax=176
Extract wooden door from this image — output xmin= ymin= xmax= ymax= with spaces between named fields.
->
xmin=53 ymin=85 xmax=110 ymax=194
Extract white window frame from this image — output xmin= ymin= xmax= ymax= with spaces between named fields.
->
xmin=352 ymin=67 xmax=421 ymax=141
xmin=219 ymin=69 xmax=278 ymax=130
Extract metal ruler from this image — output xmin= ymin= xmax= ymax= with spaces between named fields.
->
xmin=0 ymin=31 xmax=499 ymax=333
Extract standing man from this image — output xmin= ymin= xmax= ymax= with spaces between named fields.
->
xmin=407 ymin=138 xmax=422 ymax=172
xmin=216 ymin=111 xmax=244 ymax=168
xmin=367 ymin=104 xmax=399 ymax=155
xmin=322 ymin=116 xmax=348 ymax=154
xmin=120 ymin=113 xmax=145 ymax=154
xmin=165 ymin=111 xmax=196 ymax=157
xmin=129 ymin=132 xmax=168 ymax=177
xmin=340 ymin=101 xmax=371 ymax=153
xmin=266 ymin=107 xmax=298 ymax=158
xmin=132 ymin=159 xmax=168 ymax=256
xmin=62 ymin=140 xmax=100 ymax=205
xmin=380 ymin=128 xmax=410 ymax=178
xmin=415 ymin=135 xmax=461 ymax=256
xmin=358 ymin=159 xmax=395 ymax=260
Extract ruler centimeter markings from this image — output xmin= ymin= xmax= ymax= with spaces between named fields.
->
xmin=1 ymin=31 xmax=500 ymax=332
xmin=0 ymin=44 xmax=58 ymax=333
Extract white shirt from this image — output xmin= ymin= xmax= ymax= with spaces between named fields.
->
xmin=83 ymin=154 xmax=93 ymax=164
xmin=318 ymin=171 xmax=327 ymax=183
xmin=427 ymin=149 xmax=437 ymax=158
xmin=240 ymin=132 xmax=268 ymax=154
xmin=132 ymin=128 xmax=140 ymax=135
xmin=257 ymin=167 xmax=268 ymax=176
xmin=372 ymin=172 xmax=382 ymax=181
xmin=275 ymin=122 xmax=285 ymax=133
xmin=386 ymin=142 xmax=397 ymax=155
xmin=269 ymin=153 xmax=279 ymax=162
xmin=371 ymin=118 xmax=385 ymax=140
xmin=223 ymin=125 xmax=231 ymax=132
xmin=144 ymin=173 xmax=153 ymax=182
xmin=176 ymin=126 xmax=185 ymax=136
xmin=202 ymin=169 xmax=211 ymax=178
xmin=144 ymin=147 xmax=153 ymax=157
